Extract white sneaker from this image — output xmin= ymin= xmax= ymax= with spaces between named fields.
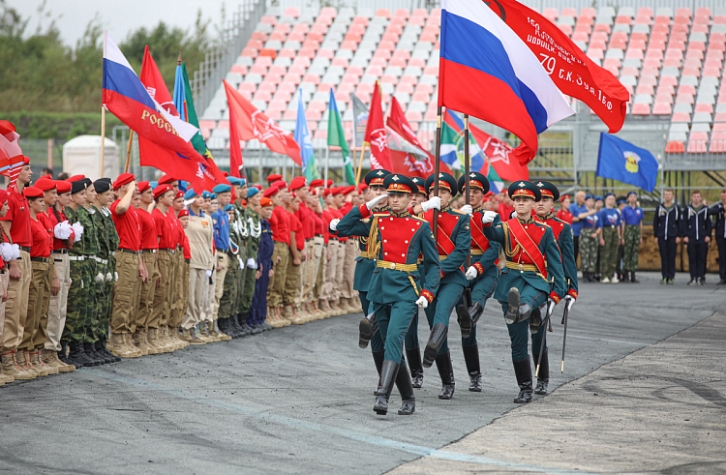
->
xmin=601 ymin=277 xmax=610 ymax=283
xmin=611 ymin=276 xmax=619 ymax=283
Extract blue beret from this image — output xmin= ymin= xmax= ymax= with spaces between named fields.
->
xmin=247 ymin=187 xmax=259 ymax=199
xmin=150 ymin=181 xmax=158 ymax=189
xmin=595 ymin=195 xmax=604 ymax=201
xmin=213 ymin=184 xmax=231 ymax=194
xmin=585 ymin=194 xmax=594 ymax=200
xmin=210 ymin=193 xmax=217 ymax=199
xmin=202 ymin=191 xmax=211 ymax=199
xmin=229 ymin=177 xmax=247 ymax=186
xmin=184 ymin=188 xmax=199 ymax=200
xmin=224 ymin=204 xmax=235 ymax=212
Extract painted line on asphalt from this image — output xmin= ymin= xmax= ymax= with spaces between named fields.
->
xmin=90 ymin=371 xmax=598 ymax=475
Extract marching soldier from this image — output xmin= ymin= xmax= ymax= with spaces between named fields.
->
xmin=653 ymin=188 xmax=682 ymax=285
xmin=683 ymin=190 xmax=712 ymax=285
xmin=421 ymin=172 xmax=470 ymax=400
xmin=456 ymin=172 xmax=501 ymax=393
xmin=708 ymin=188 xmax=726 ymax=285
xmin=336 ymin=173 xmax=440 ymax=416
xmin=482 ymin=181 xmax=566 ymax=403
xmin=532 ymin=181 xmax=578 ymax=394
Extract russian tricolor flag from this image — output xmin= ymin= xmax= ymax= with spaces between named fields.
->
xmin=438 ymin=0 xmax=574 ymax=165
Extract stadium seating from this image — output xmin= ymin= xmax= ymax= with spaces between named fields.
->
xmin=200 ymin=5 xmax=726 ymax=155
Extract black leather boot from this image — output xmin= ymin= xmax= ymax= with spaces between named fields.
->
xmin=406 ymin=347 xmax=424 ymax=389
xmin=423 ymin=323 xmax=447 ymax=368
xmin=512 ymin=358 xmax=533 ymax=403
xmin=373 ymin=360 xmax=399 ymax=415
xmin=505 ymin=287 xmax=520 ymax=324
xmin=630 ymin=271 xmax=639 ymax=283
xmin=219 ymin=317 xmax=235 ymax=337
xmin=246 ymin=314 xmax=263 ymax=335
xmin=230 ymin=314 xmax=245 ymax=337
xmin=529 ymin=307 xmax=542 ymax=334
xmin=462 ymin=344 xmax=482 ymax=392
xmin=372 ymin=350 xmax=384 ymax=395
xmin=358 ymin=314 xmax=377 ymax=349
xmin=237 ymin=314 xmax=252 ymax=336
xmin=435 ymin=351 xmax=455 ymax=400
xmin=457 ymin=302 xmax=483 ymax=339
xmin=60 ymin=342 xmax=81 ymax=368
xmin=85 ymin=342 xmax=110 ymax=365
xmin=395 ymin=364 xmax=416 ymax=415
xmin=67 ymin=341 xmax=95 ymax=367
xmin=96 ymin=339 xmax=121 ymax=363
xmin=533 ymin=350 xmax=550 ymax=395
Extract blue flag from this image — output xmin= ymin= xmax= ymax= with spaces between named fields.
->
xmin=596 ymin=133 xmax=659 ymax=192
xmin=294 ymin=90 xmax=318 ymax=181
xmin=173 ymin=64 xmax=186 ymax=122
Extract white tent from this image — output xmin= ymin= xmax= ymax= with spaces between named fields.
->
xmin=62 ymin=135 xmax=119 ymax=180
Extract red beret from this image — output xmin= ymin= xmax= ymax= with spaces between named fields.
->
xmin=175 ymin=191 xmax=185 ymax=199
xmin=177 ymin=209 xmax=189 ymax=218
xmin=267 ymin=173 xmax=283 ymax=183
xmin=323 ymin=188 xmax=332 ymax=197
xmin=358 ymin=183 xmax=368 ymax=192
xmin=273 ymin=180 xmax=287 ymax=190
xmin=55 ymin=181 xmax=71 ymax=194
xmin=113 ymin=173 xmax=135 ymax=190
xmin=559 ymin=194 xmax=570 ymax=203
xmin=309 ymin=179 xmax=324 ymax=188
xmin=0 ymin=189 xmax=7 ymax=205
xmin=325 ymin=179 xmax=334 ymax=188
xmin=67 ymin=174 xmax=86 ymax=183
xmin=153 ymin=184 xmax=174 ymax=199
xmin=260 ymin=197 xmax=273 ymax=207
xmin=289 ymin=176 xmax=307 ymax=191
xmin=263 ymin=186 xmax=279 ymax=198
xmin=138 ymin=181 xmax=151 ymax=193
xmin=158 ymin=174 xmax=177 ymax=185
xmin=22 ymin=186 xmax=44 ymax=199
xmin=253 ymin=184 xmax=262 ymax=190
xmin=332 ymin=186 xmax=344 ymax=195
xmin=35 ymin=178 xmax=57 ymax=192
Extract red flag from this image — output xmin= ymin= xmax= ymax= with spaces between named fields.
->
xmin=363 ymin=82 xmax=392 ymax=170
xmin=487 ymin=0 xmax=629 ymax=133
xmin=138 ymin=48 xmax=227 ymax=190
xmin=224 ymin=80 xmax=301 ymax=177
xmin=0 ymin=120 xmax=26 ymax=187
xmin=469 ymin=124 xmax=529 ymax=181
xmin=386 ymin=97 xmax=451 ymax=176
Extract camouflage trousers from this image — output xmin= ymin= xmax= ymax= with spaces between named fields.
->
xmin=579 ymin=232 xmax=599 ymax=273
xmin=622 ymin=225 xmax=641 ymax=271
xmin=600 ymin=226 xmax=619 ymax=279
xmin=219 ymin=254 xmax=241 ymax=319
xmin=62 ymin=259 xmax=90 ymax=344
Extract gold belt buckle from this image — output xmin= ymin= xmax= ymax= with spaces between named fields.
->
xmin=389 ymin=262 xmax=396 ymax=270
xmin=518 ymin=263 xmax=524 ymax=272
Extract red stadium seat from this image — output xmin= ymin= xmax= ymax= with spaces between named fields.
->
xmin=284 ymin=6 xmax=300 ymax=18
xmin=302 ymin=74 xmax=321 ymax=85
xmin=652 ymin=102 xmax=672 ymax=115
xmin=631 ymin=103 xmax=650 ymax=115
xmin=665 ymin=141 xmax=685 ymax=153
xmin=672 ymin=112 xmax=691 ymax=122
xmin=261 ymin=15 xmax=276 ymax=25
xmin=405 ymin=111 xmax=423 ymax=122
xmin=375 ymin=8 xmax=391 ymax=19
xmin=230 ymin=64 xmax=248 ymax=75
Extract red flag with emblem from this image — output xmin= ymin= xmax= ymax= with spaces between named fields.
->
xmin=364 ymin=81 xmax=392 ymax=171
xmin=469 ymin=124 xmax=529 ymax=181
xmin=224 ymin=80 xmax=301 ymax=177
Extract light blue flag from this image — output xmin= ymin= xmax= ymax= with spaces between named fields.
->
xmin=173 ymin=64 xmax=186 ymax=122
xmin=295 ymin=90 xmax=319 ymax=181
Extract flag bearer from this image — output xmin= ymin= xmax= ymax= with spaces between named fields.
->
xmin=421 ymin=172 xmax=470 ymax=400
xmin=482 ymin=181 xmax=565 ymax=404
xmin=456 ymin=172 xmax=501 ymax=393
xmin=336 ymin=173 xmax=440 ymax=416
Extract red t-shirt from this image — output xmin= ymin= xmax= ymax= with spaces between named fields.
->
xmin=136 ymin=208 xmax=158 ymax=250
xmin=329 ymin=207 xmax=346 ymax=242
xmin=556 ymin=208 xmax=574 ymax=224
xmin=29 ymin=215 xmax=52 ymax=258
xmin=288 ymin=211 xmax=305 ymax=251
xmin=295 ymin=202 xmax=315 ymax=240
xmin=152 ymin=208 xmax=177 ymax=249
xmin=498 ymin=202 xmax=515 ymax=220
xmin=270 ymin=206 xmax=290 ymax=245
xmin=311 ymin=211 xmax=324 ymax=237
xmin=182 ymin=233 xmax=191 ymax=260
xmin=111 ymin=200 xmax=141 ymax=251
xmin=0 ymin=186 xmax=32 ymax=247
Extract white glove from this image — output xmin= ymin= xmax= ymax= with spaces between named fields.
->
xmin=465 ymin=266 xmax=478 ymax=280
xmin=95 ymin=272 xmax=105 ymax=283
xmin=366 ymin=193 xmax=388 ymax=210
xmin=546 ymin=299 xmax=557 ymax=318
xmin=54 ymin=221 xmax=72 ymax=239
xmin=329 ymin=218 xmax=340 ymax=232
xmin=460 ymin=204 xmax=473 ymax=215
xmin=205 ymin=269 xmax=213 ymax=278
xmin=482 ymin=211 xmax=497 ymax=224
xmin=246 ymin=258 xmax=257 ymax=269
xmin=106 ymin=273 xmax=113 ymax=282
xmin=71 ymin=222 xmax=84 ymax=242
xmin=421 ymin=196 xmax=441 ymax=212
xmin=114 ymin=272 xmax=118 ymax=282
xmin=565 ymin=295 xmax=575 ymax=311
xmin=238 ymin=257 xmax=244 ymax=270
xmin=0 ymin=243 xmax=19 ymax=261
xmin=415 ymin=295 xmax=429 ymax=309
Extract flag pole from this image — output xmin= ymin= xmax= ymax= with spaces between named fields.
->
xmin=463 ymin=113 xmax=471 ymax=269
xmin=354 ymin=143 xmax=366 ymax=184
xmin=100 ymin=107 xmax=106 ymax=176
xmin=324 ymin=145 xmax=330 ymax=185
xmin=432 ymin=107 xmax=443 ymax=238
xmin=124 ymin=130 xmax=134 ymax=173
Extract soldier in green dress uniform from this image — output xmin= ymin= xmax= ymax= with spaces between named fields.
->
xmin=482 ymin=181 xmax=566 ymax=403
xmin=336 ymin=173 xmax=440 ymax=416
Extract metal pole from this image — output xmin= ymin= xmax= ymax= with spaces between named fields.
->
xmin=463 ymin=114 xmax=471 ymax=270
xmin=100 ymin=107 xmax=107 ymax=176
xmin=324 ymin=145 xmax=330 ymax=185
xmin=432 ymin=106 xmax=443 ymax=237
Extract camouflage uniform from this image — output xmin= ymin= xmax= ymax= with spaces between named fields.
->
xmin=61 ymin=206 xmax=91 ymax=344
xmin=240 ymin=206 xmax=261 ymax=316
xmin=579 ymin=233 xmax=598 ymax=273
xmin=82 ymin=206 xmax=100 ymax=342
xmin=219 ymin=211 xmax=243 ymax=320
xmin=233 ymin=203 xmax=249 ymax=316
xmin=622 ymin=225 xmax=641 ymax=272
xmin=92 ymin=206 xmax=119 ymax=340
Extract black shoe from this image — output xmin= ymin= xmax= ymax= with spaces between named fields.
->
xmin=505 ymin=287 xmax=520 ymax=324
xmin=423 ymin=323 xmax=447 ymax=368
xmin=462 ymin=344 xmax=481 ymax=392
xmin=59 ymin=343 xmax=81 ymax=368
xmin=435 ymin=351 xmax=455 ymax=400
xmin=231 ymin=315 xmax=246 ymax=337
xmin=406 ymin=347 xmax=424 ymax=389
xmin=395 ymin=364 xmax=416 ymax=415
xmin=87 ymin=342 xmax=111 ymax=364
xmin=239 ymin=320 xmax=253 ymax=337
xmin=533 ymin=350 xmax=549 ymax=395
xmin=699 ymin=278 xmax=705 ymax=286
xmin=358 ymin=314 xmax=376 ymax=349
xmin=249 ymin=324 xmax=263 ymax=335
xmin=373 ymin=360 xmax=399 ymax=415
xmin=67 ymin=342 xmax=95 ymax=367
xmin=529 ymin=307 xmax=542 ymax=334
xmin=218 ymin=317 xmax=233 ymax=337
xmin=512 ymin=358 xmax=533 ymax=403
xmin=630 ymin=272 xmax=639 ymax=284
xmin=261 ymin=322 xmax=273 ymax=331
xmin=372 ymin=350 xmax=384 ymax=395
xmin=457 ymin=302 xmax=483 ymax=339
xmin=96 ymin=340 xmax=120 ymax=363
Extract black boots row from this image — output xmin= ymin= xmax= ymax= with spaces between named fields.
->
xmin=64 ymin=340 xmax=120 ymax=368
xmin=371 ymin=354 xmax=416 ymax=416
xmin=219 ymin=313 xmax=272 ymax=339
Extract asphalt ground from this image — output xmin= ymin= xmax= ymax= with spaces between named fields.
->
xmin=0 ymin=272 xmax=724 ymax=475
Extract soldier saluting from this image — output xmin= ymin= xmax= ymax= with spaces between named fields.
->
xmin=336 ymin=173 xmax=440 ymax=416
xmin=482 ymin=181 xmax=566 ymax=403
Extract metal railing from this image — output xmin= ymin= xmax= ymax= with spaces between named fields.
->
xmin=191 ymin=0 xmax=267 ymax=116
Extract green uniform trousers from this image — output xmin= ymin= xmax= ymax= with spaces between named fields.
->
xmin=62 ymin=259 xmax=89 ymax=344
xmin=579 ymin=232 xmax=598 ymax=273
xmin=219 ymin=254 xmax=240 ymax=319
xmin=623 ymin=225 xmax=641 ymax=271
xmin=600 ymin=226 xmax=619 ymax=279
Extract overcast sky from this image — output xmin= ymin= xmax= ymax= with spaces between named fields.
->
xmin=8 ymin=0 xmax=242 ymax=46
